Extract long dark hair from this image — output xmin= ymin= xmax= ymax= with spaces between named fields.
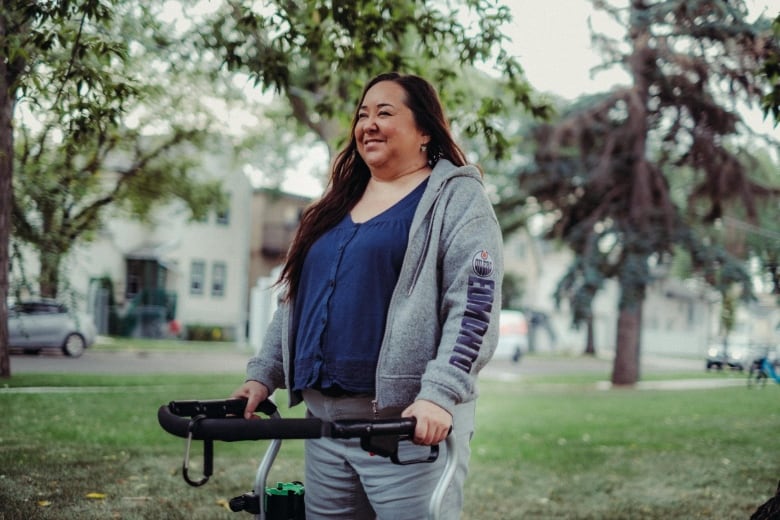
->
xmin=278 ymin=72 xmax=468 ymax=300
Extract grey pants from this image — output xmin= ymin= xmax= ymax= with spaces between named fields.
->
xmin=301 ymin=390 xmax=475 ymax=520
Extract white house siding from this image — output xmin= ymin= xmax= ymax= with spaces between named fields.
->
xmin=640 ymin=279 xmax=715 ymax=359
xmin=157 ymin=153 xmax=252 ymax=339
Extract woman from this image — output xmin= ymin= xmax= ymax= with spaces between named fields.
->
xmin=232 ymin=72 xmax=503 ymax=519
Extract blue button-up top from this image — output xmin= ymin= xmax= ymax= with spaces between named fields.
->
xmin=292 ymin=179 xmax=428 ymax=394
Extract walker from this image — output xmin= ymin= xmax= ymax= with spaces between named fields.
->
xmin=157 ymin=398 xmax=457 ymax=520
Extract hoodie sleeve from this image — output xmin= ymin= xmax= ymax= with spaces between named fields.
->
xmin=415 ymin=176 xmax=504 ymax=412
xmin=246 ymin=303 xmax=288 ymax=393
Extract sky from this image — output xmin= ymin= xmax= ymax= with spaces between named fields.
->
xmin=503 ymin=0 xmax=629 ymax=100
xmin=255 ymin=0 xmax=780 ymax=196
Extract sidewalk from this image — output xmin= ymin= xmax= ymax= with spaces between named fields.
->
xmin=481 ymin=353 xmax=704 ymax=377
xmin=480 ymin=354 xmax=750 ymax=390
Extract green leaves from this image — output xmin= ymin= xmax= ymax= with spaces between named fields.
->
xmin=7 ymin=1 xmax=230 ymax=298
xmin=760 ymin=13 xmax=780 ymax=125
xmin=193 ymin=0 xmax=551 ymax=156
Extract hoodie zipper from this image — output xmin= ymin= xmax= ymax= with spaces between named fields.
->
xmin=373 ymin=167 xmax=478 ymax=408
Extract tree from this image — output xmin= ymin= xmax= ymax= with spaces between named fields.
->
xmin=0 ymin=1 xmax=227 ymax=378
xmin=192 ymin=0 xmax=551 ymax=161
xmin=761 ymin=13 xmax=780 ymax=124
xmin=516 ymin=0 xmax=780 ymax=385
xmin=0 ymin=5 xmax=18 ymax=379
xmin=666 ymin=148 xmax=780 ymax=348
xmin=0 ymin=3 xmax=118 ymax=379
xmin=719 ymin=149 xmax=780 ymax=297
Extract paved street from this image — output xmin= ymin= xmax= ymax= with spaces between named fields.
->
xmin=6 ymin=344 xmax=716 ymax=387
xmin=8 ymin=347 xmax=252 ymax=375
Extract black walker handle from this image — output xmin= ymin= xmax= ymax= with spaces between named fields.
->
xmin=158 ymin=398 xmax=438 ymax=486
xmin=158 ymin=399 xmax=424 ymax=444
xmin=168 ymin=398 xmax=278 ymax=418
xmin=158 ymin=403 xmax=324 ymax=441
xmin=160 ymin=398 xmax=292 ymax=487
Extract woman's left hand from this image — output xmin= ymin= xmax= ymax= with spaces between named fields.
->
xmin=401 ymin=399 xmax=453 ymax=446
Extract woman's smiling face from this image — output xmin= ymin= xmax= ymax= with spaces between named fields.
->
xmin=355 ymin=80 xmax=428 ymax=175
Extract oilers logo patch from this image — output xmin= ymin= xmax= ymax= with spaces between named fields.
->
xmin=471 ymin=250 xmax=494 ymax=278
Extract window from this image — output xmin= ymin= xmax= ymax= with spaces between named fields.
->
xmin=190 ymin=261 xmax=206 ymax=295
xmin=211 ymin=262 xmax=226 ymax=297
xmin=216 ymin=208 xmax=230 ymax=225
xmin=17 ymin=302 xmax=65 ymax=315
xmin=216 ymin=194 xmax=231 ymax=225
xmin=127 ymin=274 xmax=140 ymax=297
xmin=126 ymin=259 xmax=143 ymax=298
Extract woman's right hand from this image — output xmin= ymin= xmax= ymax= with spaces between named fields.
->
xmin=231 ymin=380 xmax=270 ymax=419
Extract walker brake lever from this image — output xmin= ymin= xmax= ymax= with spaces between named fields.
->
xmin=360 ymin=435 xmax=440 ymax=465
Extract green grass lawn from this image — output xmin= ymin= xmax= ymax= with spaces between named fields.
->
xmin=1 ymin=369 xmax=778 ymax=519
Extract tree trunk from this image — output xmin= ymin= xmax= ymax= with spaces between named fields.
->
xmin=611 ymin=300 xmax=643 ymax=386
xmin=584 ymin=315 xmax=596 ymax=356
xmin=0 ymin=12 xmax=14 ymax=379
xmin=38 ymin=249 xmax=62 ymax=299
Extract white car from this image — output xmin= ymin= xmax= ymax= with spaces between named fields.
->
xmin=492 ymin=309 xmax=529 ymax=363
xmin=8 ymin=299 xmax=97 ymax=357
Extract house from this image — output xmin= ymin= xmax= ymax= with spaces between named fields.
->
xmin=10 ymin=149 xmax=254 ymax=341
xmin=9 ymin=142 xmax=319 ymax=343
xmin=503 ymin=231 xmax=720 ymax=358
xmin=99 ymin=155 xmax=251 ymax=341
xmin=248 ymin=188 xmax=311 ymax=287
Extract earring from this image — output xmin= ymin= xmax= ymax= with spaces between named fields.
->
xmin=421 ymin=144 xmax=427 ymax=152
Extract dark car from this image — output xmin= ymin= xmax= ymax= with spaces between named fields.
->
xmin=705 ymin=343 xmax=749 ymax=371
xmin=8 ymin=299 xmax=97 ymax=357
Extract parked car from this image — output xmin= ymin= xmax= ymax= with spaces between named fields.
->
xmin=8 ymin=299 xmax=97 ymax=357
xmin=492 ymin=309 xmax=529 ymax=363
xmin=705 ymin=343 xmax=751 ymax=371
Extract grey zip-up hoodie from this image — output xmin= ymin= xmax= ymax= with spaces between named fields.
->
xmin=246 ymin=159 xmax=503 ymax=415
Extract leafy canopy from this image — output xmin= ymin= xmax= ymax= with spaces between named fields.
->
xmin=192 ymin=0 xmax=552 ymax=158
xmin=9 ymin=1 xmax=227 ymax=298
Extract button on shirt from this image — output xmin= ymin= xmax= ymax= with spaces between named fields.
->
xmin=292 ymin=179 xmax=429 ymax=394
